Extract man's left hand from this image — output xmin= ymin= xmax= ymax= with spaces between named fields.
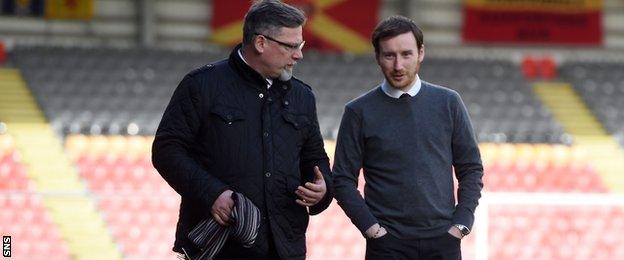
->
xmin=295 ymin=166 xmax=326 ymax=207
xmin=447 ymin=226 xmax=463 ymax=239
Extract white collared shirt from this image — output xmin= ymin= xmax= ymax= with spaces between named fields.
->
xmin=238 ymin=49 xmax=272 ymax=89
xmin=381 ymin=75 xmax=421 ymax=99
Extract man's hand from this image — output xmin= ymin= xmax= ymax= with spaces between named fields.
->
xmin=211 ymin=190 xmax=234 ymax=226
xmin=365 ymin=223 xmax=387 ymax=239
xmin=295 ymin=166 xmax=327 ymax=207
xmin=447 ymin=226 xmax=463 ymax=239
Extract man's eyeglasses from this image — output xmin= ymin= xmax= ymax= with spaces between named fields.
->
xmin=257 ymin=34 xmax=305 ymax=53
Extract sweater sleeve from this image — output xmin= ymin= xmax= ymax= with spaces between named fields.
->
xmin=332 ymin=106 xmax=378 ymax=235
xmin=152 ymin=74 xmax=229 ymax=211
xmin=450 ymin=93 xmax=484 ymax=230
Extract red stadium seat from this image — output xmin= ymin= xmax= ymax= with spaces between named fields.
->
xmin=482 ymin=144 xmax=607 ymax=192
xmin=0 ymin=194 xmax=70 ymax=259
xmin=0 ymin=150 xmax=32 ymax=191
xmin=522 ymin=56 xmax=538 ymax=79
xmin=540 ymin=56 xmax=557 ymax=79
xmin=65 ymin=137 xmax=617 ymax=259
xmin=0 ymin=41 xmax=6 ymax=65
xmin=489 ymin=205 xmax=624 ymax=260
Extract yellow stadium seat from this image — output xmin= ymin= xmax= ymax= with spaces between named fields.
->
xmin=551 ymin=144 xmax=571 ymax=167
xmin=515 ymin=144 xmax=536 ymax=162
xmin=497 ymin=143 xmax=517 ymax=167
xmin=108 ymin=135 xmax=128 ymax=155
xmin=478 ymin=143 xmax=496 ymax=164
xmin=127 ymin=136 xmax=150 ymax=160
xmin=533 ymin=144 xmax=553 ymax=163
xmin=64 ymin=135 xmax=89 ymax=160
xmin=88 ymin=135 xmax=111 ymax=158
xmin=0 ymin=134 xmax=16 ymax=158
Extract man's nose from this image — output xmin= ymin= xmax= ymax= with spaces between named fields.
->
xmin=394 ymin=58 xmax=404 ymax=71
xmin=292 ymin=48 xmax=303 ymax=60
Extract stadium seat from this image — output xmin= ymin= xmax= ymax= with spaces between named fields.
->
xmin=489 ymin=205 xmax=624 ymax=260
xmin=0 ymin=194 xmax=70 ymax=259
xmin=0 ymin=41 xmax=6 ymax=64
xmin=521 ymin=56 xmax=538 ymax=79
xmin=540 ymin=56 xmax=557 ymax=79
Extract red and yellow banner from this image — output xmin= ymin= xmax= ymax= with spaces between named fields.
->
xmin=45 ymin=0 xmax=93 ymax=20
xmin=211 ymin=0 xmax=380 ymax=53
xmin=462 ymin=0 xmax=603 ymax=45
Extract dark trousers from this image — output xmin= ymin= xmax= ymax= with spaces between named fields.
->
xmin=182 ymin=235 xmax=279 ymax=260
xmin=365 ymin=232 xmax=461 ymax=260
xmin=212 ymin=235 xmax=279 ymax=260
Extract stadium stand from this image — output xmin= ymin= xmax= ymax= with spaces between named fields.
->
xmin=560 ymin=61 xmax=624 ymax=148
xmin=489 ymin=205 xmax=624 ymax=260
xmin=0 ymin=134 xmax=71 ymax=259
xmin=12 ymin=46 xmax=566 ymax=144
xmin=4 ymin=42 xmax=622 ymax=259
xmin=7 ymin=43 xmax=622 ymax=259
xmin=419 ymin=57 xmax=565 ymax=143
xmin=480 ymin=144 xmax=608 ymax=193
xmin=65 ymin=135 xmax=179 ymax=259
xmin=304 ymin=142 xmax=619 ymax=260
xmin=10 ymin=46 xmax=223 ymax=136
xmin=0 ymin=68 xmax=122 ymax=259
xmin=0 ymin=193 xmax=72 ymax=260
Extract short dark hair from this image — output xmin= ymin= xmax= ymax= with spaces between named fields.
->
xmin=371 ymin=15 xmax=424 ymax=55
xmin=242 ymin=0 xmax=306 ymax=45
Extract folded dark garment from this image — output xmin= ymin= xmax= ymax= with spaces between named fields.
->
xmin=188 ymin=192 xmax=261 ymax=260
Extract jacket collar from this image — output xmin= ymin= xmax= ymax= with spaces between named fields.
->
xmin=228 ymin=44 xmax=268 ymax=88
xmin=228 ymin=44 xmax=292 ymax=93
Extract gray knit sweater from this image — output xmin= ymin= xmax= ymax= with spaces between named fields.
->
xmin=333 ymin=81 xmax=484 ymax=239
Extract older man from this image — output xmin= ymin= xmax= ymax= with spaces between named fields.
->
xmin=152 ymin=1 xmax=333 ymax=259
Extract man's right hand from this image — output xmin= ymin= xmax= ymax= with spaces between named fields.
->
xmin=211 ymin=190 xmax=234 ymax=226
xmin=365 ymin=223 xmax=387 ymax=239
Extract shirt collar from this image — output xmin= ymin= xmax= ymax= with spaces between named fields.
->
xmin=381 ymin=75 xmax=421 ymax=99
xmin=238 ymin=48 xmax=272 ymax=88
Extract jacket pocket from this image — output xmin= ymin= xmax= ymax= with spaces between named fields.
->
xmin=281 ymin=111 xmax=310 ymax=144
xmin=210 ymin=105 xmax=245 ymax=124
xmin=208 ymin=105 xmax=246 ymax=164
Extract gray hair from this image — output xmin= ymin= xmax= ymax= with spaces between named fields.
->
xmin=242 ymin=0 xmax=306 ymax=45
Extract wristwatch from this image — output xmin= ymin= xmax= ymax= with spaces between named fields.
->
xmin=453 ymin=224 xmax=471 ymax=238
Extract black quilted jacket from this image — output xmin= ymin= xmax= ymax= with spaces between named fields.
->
xmin=152 ymin=45 xmax=333 ymax=260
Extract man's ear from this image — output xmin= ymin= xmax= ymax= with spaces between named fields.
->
xmin=418 ymin=45 xmax=425 ymax=63
xmin=254 ymin=35 xmax=266 ymax=54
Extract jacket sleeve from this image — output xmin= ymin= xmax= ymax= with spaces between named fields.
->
xmin=450 ymin=92 xmax=484 ymax=230
xmin=332 ymin=106 xmax=378 ymax=235
xmin=300 ymin=94 xmax=333 ymax=215
xmin=152 ymin=74 xmax=229 ymax=211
